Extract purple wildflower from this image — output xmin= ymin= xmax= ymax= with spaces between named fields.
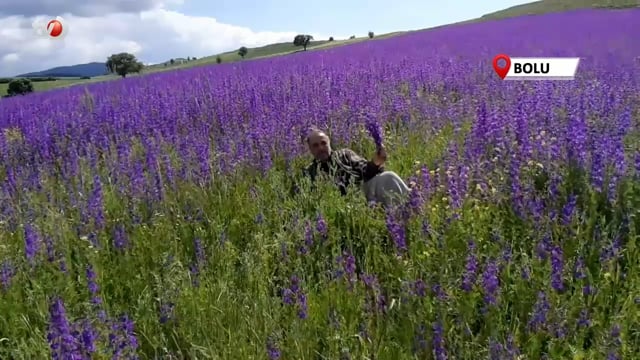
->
xmin=85 ymin=265 xmax=102 ymax=306
xmin=600 ymin=236 xmax=622 ymax=264
xmin=521 ymin=264 xmax=531 ymax=281
xmin=87 ymin=175 xmax=105 ymax=231
xmin=528 ymin=291 xmax=550 ymax=333
xmin=573 ymin=256 xmax=587 ymax=280
xmin=159 ymin=301 xmax=175 ymax=324
xmin=299 ymin=220 xmax=313 ymax=255
xmin=506 ymin=335 xmax=520 ymax=359
xmin=489 ymin=339 xmax=504 ymax=359
xmin=365 ymin=117 xmax=384 ymax=148
xmin=362 ymin=273 xmax=387 ymax=313
xmin=385 ymin=210 xmax=407 ymax=253
xmin=405 ymin=178 xmax=423 ymax=215
xmin=432 ymin=320 xmax=447 ymax=360
xmin=112 ymin=224 xmax=129 ymax=250
xmin=24 ymin=223 xmax=40 ymax=263
xmin=536 ymin=234 xmax=552 ymax=260
xmin=255 ymin=212 xmax=264 ymax=224
xmin=413 ymin=324 xmax=427 ymax=354
xmin=561 ymin=194 xmax=577 ymax=225
xmin=266 ymin=336 xmax=281 ymax=360
xmin=414 ymin=279 xmax=427 ymax=297
xmin=71 ymin=319 xmax=98 ymax=356
xmin=1 ymin=260 xmax=16 ymax=291
xmin=432 ymin=283 xmax=447 ymax=301
xmin=607 ymin=324 xmax=622 ymax=360
xmin=550 ymin=245 xmax=565 ymax=292
xmin=316 ymin=213 xmax=328 ymax=241
xmin=482 ymin=259 xmax=500 ymax=306
xmin=577 ymin=309 xmax=591 ymax=328
xmin=461 ymin=240 xmax=478 ymax=292
xmin=194 ymin=237 xmax=205 ymax=264
xmin=108 ymin=314 xmax=139 ymax=359
xmin=282 ymin=275 xmax=307 ymax=319
xmin=334 ymin=251 xmax=356 ymax=290
xmin=47 ymin=297 xmax=83 ymax=360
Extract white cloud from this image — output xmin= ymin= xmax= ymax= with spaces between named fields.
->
xmin=0 ymin=9 xmax=320 ymax=76
xmin=2 ymin=53 xmax=20 ymax=62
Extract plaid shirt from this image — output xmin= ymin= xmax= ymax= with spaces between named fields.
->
xmin=303 ymin=148 xmax=383 ymax=195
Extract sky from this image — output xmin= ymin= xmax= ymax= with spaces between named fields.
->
xmin=0 ymin=0 xmax=532 ymax=77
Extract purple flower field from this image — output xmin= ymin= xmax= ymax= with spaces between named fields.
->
xmin=1 ymin=7 xmax=639 ymax=359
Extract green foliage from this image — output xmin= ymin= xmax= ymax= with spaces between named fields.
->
xmin=238 ymin=47 xmax=248 ymax=58
xmin=216 ymin=56 xmax=222 ymax=64
xmin=368 ymin=31 xmax=374 ymax=38
xmin=1 ymin=77 xmax=57 ymax=83
xmin=349 ymin=35 xmax=356 ymax=39
xmin=293 ymin=34 xmax=314 ymax=50
xmin=6 ymin=78 xmax=34 ymax=96
xmin=329 ymin=37 xmax=334 ymax=41
xmin=31 ymin=77 xmax=58 ymax=82
xmin=106 ymin=52 xmax=144 ymax=78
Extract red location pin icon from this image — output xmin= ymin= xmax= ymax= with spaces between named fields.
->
xmin=492 ymin=54 xmax=511 ymax=79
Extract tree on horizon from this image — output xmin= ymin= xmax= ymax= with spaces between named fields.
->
xmin=238 ymin=47 xmax=248 ymax=58
xmin=293 ymin=35 xmax=314 ymax=51
xmin=106 ymin=53 xmax=144 ymax=78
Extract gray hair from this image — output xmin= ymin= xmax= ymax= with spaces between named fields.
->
xmin=303 ymin=126 xmax=327 ymax=144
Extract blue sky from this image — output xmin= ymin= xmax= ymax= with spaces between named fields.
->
xmin=0 ymin=0 xmax=534 ymax=76
xmin=178 ymin=0 xmax=533 ymax=35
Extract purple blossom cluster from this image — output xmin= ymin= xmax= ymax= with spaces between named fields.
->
xmin=282 ymin=275 xmax=308 ymax=319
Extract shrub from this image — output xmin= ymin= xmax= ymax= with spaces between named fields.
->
xmin=6 ymin=78 xmax=34 ymax=96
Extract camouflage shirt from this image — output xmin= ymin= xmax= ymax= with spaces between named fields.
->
xmin=303 ymin=148 xmax=384 ymax=195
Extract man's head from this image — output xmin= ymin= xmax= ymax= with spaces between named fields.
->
xmin=306 ymin=128 xmax=332 ymax=162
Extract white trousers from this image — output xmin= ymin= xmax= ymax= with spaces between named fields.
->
xmin=361 ymin=171 xmax=410 ymax=207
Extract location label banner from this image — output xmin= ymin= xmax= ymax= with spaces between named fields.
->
xmin=493 ymin=54 xmax=580 ymax=80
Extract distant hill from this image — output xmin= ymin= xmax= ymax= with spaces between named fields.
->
xmin=16 ymin=62 xmax=109 ymax=78
xmin=479 ymin=0 xmax=638 ymax=20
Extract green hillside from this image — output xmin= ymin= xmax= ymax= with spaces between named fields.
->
xmin=480 ymin=0 xmax=637 ymax=20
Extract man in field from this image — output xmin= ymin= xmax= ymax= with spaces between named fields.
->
xmin=302 ymin=128 xmax=409 ymax=207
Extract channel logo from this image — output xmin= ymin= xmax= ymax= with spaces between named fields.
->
xmin=32 ymin=16 xmax=68 ymax=40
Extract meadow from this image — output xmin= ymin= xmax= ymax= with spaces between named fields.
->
xmin=0 ymin=7 xmax=639 ymax=360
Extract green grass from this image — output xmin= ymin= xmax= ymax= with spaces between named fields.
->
xmin=479 ymin=0 xmax=638 ymax=20
xmin=0 ymin=76 xmax=120 ymax=96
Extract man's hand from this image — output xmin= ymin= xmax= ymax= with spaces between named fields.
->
xmin=373 ymin=146 xmax=387 ymax=167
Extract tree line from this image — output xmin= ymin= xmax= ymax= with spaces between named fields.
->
xmin=3 ymin=32 xmax=377 ymax=97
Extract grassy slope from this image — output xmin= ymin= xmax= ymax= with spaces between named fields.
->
xmin=0 ymin=37 xmax=385 ymax=95
xmin=479 ymin=0 xmax=637 ymax=20
xmin=1 ymin=0 xmax=637 ymax=96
